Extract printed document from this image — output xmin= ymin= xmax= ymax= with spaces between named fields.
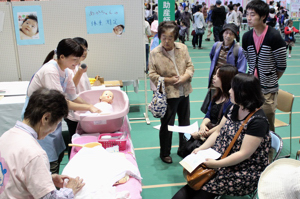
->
xmin=179 ymin=148 xmax=221 ymax=173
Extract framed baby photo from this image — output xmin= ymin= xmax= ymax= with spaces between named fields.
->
xmin=13 ymin=5 xmax=45 ymax=45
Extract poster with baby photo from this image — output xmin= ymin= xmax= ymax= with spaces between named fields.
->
xmin=12 ymin=5 xmax=45 ymax=45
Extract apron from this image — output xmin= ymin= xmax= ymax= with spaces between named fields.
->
xmin=21 ymin=60 xmax=68 ymax=162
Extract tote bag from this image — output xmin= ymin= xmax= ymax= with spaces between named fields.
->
xmin=149 ymin=77 xmax=167 ymax=118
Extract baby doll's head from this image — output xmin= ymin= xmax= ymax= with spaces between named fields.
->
xmin=20 ymin=14 xmax=39 ymax=37
xmin=99 ymin=91 xmax=114 ymax=104
xmin=113 ymin=25 xmax=124 ymax=35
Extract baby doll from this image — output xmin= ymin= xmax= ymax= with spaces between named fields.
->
xmin=93 ymin=91 xmax=114 ymax=114
xmin=113 ymin=24 xmax=124 ymax=35
xmin=19 ymin=14 xmax=39 ymax=40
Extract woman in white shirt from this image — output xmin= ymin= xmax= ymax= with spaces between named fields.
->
xmin=192 ymin=5 xmax=206 ymax=49
xmin=22 ymin=38 xmax=101 ymax=174
xmin=226 ymin=5 xmax=238 ymax=25
xmin=64 ymin=37 xmax=92 ymax=158
xmin=0 ymin=88 xmax=85 ymax=198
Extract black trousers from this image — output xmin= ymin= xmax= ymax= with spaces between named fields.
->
xmin=192 ymin=33 xmax=203 ymax=47
xmin=50 ymin=151 xmax=65 ymax=174
xmin=172 ymin=185 xmax=219 ymax=199
xmin=64 ymin=118 xmax=78 ymax=158
xmin=159 ymin=96 xmax=190 ymax=157
xmin=213 ymin=25 xmax=223 ymax=42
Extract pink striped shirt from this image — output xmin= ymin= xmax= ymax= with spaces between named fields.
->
xmin=253 ymin=26 xmax=269 ymax=78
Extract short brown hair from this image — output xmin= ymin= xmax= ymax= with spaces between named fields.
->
xmin=24 ymin=88 xmax=68 ymax=127
xmin=158 ymin=21 xmax=179 ymax=40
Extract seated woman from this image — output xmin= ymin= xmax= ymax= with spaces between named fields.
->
xmin=0 ymin=88 xmax=85 ymax=198
xmin=181 ymin=64 xmax=238 ymax=158
xmin=172 ymin=73 xmax=271 ymax=199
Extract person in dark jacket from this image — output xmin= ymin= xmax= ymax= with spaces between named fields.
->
xmin=180 ymin=6 xmax=193 ymax=41
xmin=175 ymin=3 xmax=181 ymax=25
xmin=211 ymin=0 xmax=226 ymax=42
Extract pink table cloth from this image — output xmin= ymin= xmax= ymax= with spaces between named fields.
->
xmin=70 ymin=118 xmax=142 ymax=198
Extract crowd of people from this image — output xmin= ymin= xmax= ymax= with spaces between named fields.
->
xmin=146 ymin=0 xmax=290 ymax=198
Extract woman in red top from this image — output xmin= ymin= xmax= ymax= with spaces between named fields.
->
xmin=284 ymin=20 xmax=299 ymax=58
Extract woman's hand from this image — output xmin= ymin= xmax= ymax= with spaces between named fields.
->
xmin=78 ymin=65 xmax=88 ymax=73
xmin=165 ymin=76 xmax=179 ymax=84
xmin=52 ymin=174 xmax=69 ymax=188
xmin=199 ymin=124 xmax=209 ymax=135
xmin=203 ymin=158 xmax=219 ymax=169
xmin=89 ymin=105 xmax=101 ymax=113
xmin=65 ymin=177 xmax=85 ymax=195
xmin=174 ymin=76 xmax=185 ymax=85
xmin=192 ymin=147 xmax=202 ymax=154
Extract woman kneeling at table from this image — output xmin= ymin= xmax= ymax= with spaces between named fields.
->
xmin=172 ymin=73 xmax=271 ymax=199
xmin=0 ymin=88 xmax=84 ymax=198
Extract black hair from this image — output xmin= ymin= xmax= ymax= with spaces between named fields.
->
xmin=239 ymin=7 xmax=243 ymax=13
xmin=288 ymin=19 xmax=293 ymax=25
xmin=246 ymin=0 xmax=269 ymax=23
xmin=213 ymin=64 xmax=238 ymax=102
xmin=20 ymin=14 xmax=39 ymax=33
xmin=198 ymin=5 xmax=203 ymax=11
xmin=237 ymin=3 xmax=241 ymax=7
xmin=73 ymin=37 xmax=88 ymax=48
xmin=228 ymin=4 xmax=234 ymax=11
xmin=269 ymin=1 xmax=274 ymax=5
xmin=158 ymin=21 xmax=179 ymax=40
xmin=175 ymin=3 xmax=178 ymax=10
xmin=269 ymin=8 xmax=275 ymax=14
xmin=231 ymin=73 xmax=265 ymax=112
xmin=24 ymin=88 xmax=68 ymax=127
xmin=43 ymin=38 xmax=84 ymax=65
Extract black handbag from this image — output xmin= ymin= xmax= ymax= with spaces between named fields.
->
xmin=200 ymin=89 xmax=212 ymax=114
xmin=180 ymin=137 xmax=204 ymax=158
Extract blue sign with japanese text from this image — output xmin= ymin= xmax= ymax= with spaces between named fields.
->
xmin=85 ymin=5 xmax=125 ymax=34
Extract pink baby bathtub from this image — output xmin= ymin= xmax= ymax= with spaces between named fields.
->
xmin=74 ymin=89 xmax=129 ymax=133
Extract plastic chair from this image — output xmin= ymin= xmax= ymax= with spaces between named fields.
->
xmin=269 ymin=131 xmax=283 ymax=162
xmin=250 ymin=131 xmax=283 ymax=199
xmin=274 ymin=89 xmax=294 ymax=157
xmin=215 ymin=131 xmax=283 ymax=199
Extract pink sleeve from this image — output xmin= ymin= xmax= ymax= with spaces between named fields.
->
xmin=65 ymin=69 xmax=78 ymax=101
xmin=42 ymin=73 xmax=65 ymax=93
xmin=24 ymin=154 xmax=56 ymax=199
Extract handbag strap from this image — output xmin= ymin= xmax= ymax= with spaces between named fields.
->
xmin=216 ymin=101 xmax=225 ymax=124
xmin=221 ymin=108 xmax=260 ymax=159
xmin=156 ymin=77 xmax=166 ymax=95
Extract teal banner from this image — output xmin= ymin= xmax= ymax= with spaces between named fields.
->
xmin=158 ymin=0 xmax=175 ymax=24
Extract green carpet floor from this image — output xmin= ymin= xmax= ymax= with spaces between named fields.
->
xmin=60 ymin=29 xmax=300 ymax=199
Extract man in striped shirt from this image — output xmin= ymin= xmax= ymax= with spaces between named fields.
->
xmin=242 ymin=0 xmax=286 ymax=132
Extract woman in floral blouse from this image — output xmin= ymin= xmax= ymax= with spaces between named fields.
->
xmin=173 ymin=73 xmax=270 ymax=199
xmin=149 ymin=21 xmax=194 ymax=164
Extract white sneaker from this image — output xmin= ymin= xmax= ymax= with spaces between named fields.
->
xmin=288 ymin=54 xmax=291 ymax=58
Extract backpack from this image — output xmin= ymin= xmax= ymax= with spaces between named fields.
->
xmin=214 ymin=42 xmax=239 ymax=66
xmin=266 ymin=15 xmax=276 ymax=27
